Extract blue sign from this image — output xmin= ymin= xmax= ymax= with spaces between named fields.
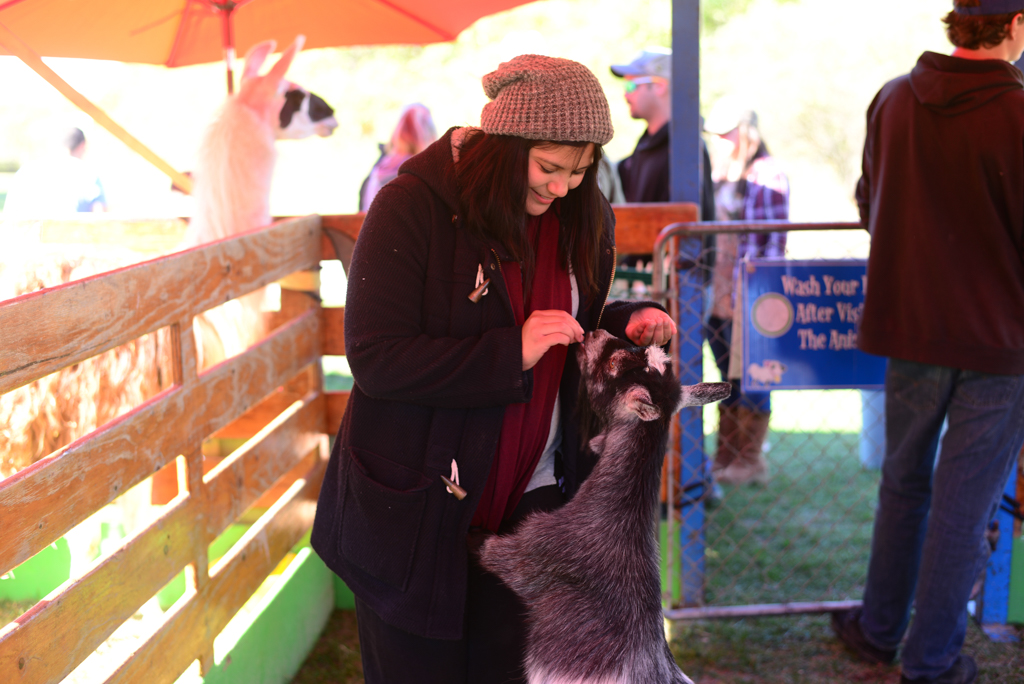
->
xmin=741 ymin=259 xmax=885 ymax=391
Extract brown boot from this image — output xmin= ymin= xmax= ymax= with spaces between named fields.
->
xmin=712 ymin=404 xmax=741 ymax=475
xmin=717 ymin=406 xmax=770 ymax=485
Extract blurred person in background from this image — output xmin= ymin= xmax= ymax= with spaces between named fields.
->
xmin=704 ymin=100 xmax=789 ymax=487
xmin=359 ymin=103 xmax=437 ymax=211
xmin=831 ymin=3 xmax=1024 ymax=682
xmin=4 ymin=127 xmax=108 ymax=216
xmin=610 ymin=47 xmax=714 ymax=219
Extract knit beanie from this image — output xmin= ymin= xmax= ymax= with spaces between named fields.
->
xmin=480 ymin=55 xmax=614 ymax=146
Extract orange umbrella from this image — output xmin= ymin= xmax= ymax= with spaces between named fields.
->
xmin=0 ymin=0 xmax=539 ymax=90
xmin=0 ymin=0 xmax=539 ymax=188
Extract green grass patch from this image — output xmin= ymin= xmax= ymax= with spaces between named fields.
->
xmin=290 ymin=610 xmax=363 ymax=684
xmin=670 ymin=614 xmax=1024 ymax=683
xmin=0 ymin=598 xmax=35 ymax=629
xmin=704 ymin=432 xmax=878 ymax=607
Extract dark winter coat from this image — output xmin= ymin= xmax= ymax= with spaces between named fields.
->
xmin=310 ymin=127 xmax=658 ymax=639
xmin=857 ymin=52 xmax=1024 ymax=375
xmin=618 ymin=123 xmax=715 ymax=221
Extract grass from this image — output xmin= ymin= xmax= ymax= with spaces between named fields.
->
xmin=671 ymin=614 xmax=1024 ymax=683
xmin=290 ymin=610 xmax=363 ymax=684
xmin=704 ymin=432 xmax=878 ymax=607
xmin=287 ymin=429 xmax=1024 ymax=683
xmin=0 ymin=599 xmax=35 ymax=629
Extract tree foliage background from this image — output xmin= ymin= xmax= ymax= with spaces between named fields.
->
xmin=0 ymin=0 xmax=951 ymax=221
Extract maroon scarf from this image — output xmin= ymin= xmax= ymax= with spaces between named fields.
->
xmin=472 ymin=209 xmax=571 ymax=532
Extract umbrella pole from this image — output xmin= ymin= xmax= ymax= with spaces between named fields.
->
xmin=0 ymin=22 xmax=194 ymax=195
xmin=214 ymin=2 xmax=238 ymax=95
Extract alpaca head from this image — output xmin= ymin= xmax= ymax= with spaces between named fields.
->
xmin=236 ymin=36 xmax=338 ymax=140
xmin=277 ymin=84 xmax=338 ymax=139
xmin=578 ymin=330 xmax=732 ymax=428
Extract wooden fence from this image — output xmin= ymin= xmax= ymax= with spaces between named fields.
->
xmin=0 ymin=203 xmax=695 ymax=683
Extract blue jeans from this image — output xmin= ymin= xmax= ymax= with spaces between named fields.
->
xmin=860 ymin=359 xmax=1024 ymax=679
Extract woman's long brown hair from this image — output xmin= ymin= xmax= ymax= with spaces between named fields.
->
xmin=454 ymin=129 xmax=606 ymax=301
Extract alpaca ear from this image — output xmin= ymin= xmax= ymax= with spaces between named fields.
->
xmin=241 ymin=40 xmax=277 ymax=82
xmin=265 ymin=35 xmax=305 ymax=88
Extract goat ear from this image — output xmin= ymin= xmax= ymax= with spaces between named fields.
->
xmin=676 ymin=382 xmax=732 ymax=411
xmin=265 ymin=35 xmax=305 ymax=87
xmin=241 ymin=40 xmax=277 ymax=82
xmin=626 ymin=387 xmax=661 ymax=421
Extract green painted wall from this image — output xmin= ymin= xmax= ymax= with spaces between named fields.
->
xmin=334 ymin=573 xmax=355 ymax=610
xmin=158 ymin=524 xmax=252 ymax=610
xmin=1008 ymin=536 xmax=1024 ymax=624
xmin=187 ymin=547 xmax=335 ymax=684
xmin=0 ymin=537 xmax=71 ymax=602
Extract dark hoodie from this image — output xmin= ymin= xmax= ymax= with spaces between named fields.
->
xmin=856 ymin=51 xmax=1024 ymax=374
xmin=311 ymin=128 xmax=655 ymax=639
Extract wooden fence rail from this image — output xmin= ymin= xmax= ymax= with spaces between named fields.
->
xmin=0 ymin=202 xmax=695 ymax=683
xmin=1 ymin=215 xmax=331 ymax=683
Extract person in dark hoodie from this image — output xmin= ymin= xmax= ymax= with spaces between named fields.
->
xmin=310 ymin=55 xmax=677 ymax=684
xmin=830 ymin=3 xmax=1024 ymax=683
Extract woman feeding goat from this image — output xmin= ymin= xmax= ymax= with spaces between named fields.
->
xmin=310 ymin=55 xmax=677 ymax=684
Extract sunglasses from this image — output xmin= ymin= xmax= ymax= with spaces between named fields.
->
xmin=624 ymin=77 xmax=664 ymax=93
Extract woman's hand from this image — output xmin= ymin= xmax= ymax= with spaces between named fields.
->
xmin=626 ymin=307 xmax=677 ymax=347
xmin=522 ymin=309 xmax=584 ymax=370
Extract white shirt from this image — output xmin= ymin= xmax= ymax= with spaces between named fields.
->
xmin=524 ymin=268 xmax=580 ymax=493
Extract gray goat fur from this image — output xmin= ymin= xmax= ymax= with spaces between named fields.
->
xmin=480 ymin=330 xmax=731 ymax=684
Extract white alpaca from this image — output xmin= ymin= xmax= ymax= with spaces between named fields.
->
xmin=0 ymin=37 xmax=338 ymax=479
xmin=184 ymin=35 xmax=338 ymax=368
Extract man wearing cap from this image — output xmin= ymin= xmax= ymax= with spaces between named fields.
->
xmin=830 ymin=3 xmax=1024 ymax=683
xmin=611 ymin=48 xmax=714 ymax=219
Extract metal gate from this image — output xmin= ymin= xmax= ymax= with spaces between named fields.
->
xmin=646 ymin=220 xmax=879 ymax=619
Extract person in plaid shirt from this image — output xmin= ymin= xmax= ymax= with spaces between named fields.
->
xmin=704 ymin=101 xmax=789 ymax=487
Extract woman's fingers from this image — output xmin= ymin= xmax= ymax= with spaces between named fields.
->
xmin=649 ymin=319 xmax=676 ymax=346
xmin=529 ymin=310 xmax=583 ymax=342
xmin=522 ymin=310 xmax=583 ymax=370
xmin=626 ymin=308 xmax=677 ymax=346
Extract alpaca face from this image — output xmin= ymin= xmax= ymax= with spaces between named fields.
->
xmin=276 ymin=85 xmax=338 ymax=140
xmin=235 ymin=35 xmax=337 ymax=141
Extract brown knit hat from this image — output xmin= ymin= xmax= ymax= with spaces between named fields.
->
xmin=480 ymin=54 xmax=614 ymax=146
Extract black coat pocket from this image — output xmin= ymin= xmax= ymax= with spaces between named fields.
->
xmin=341 ymin=447 xmax=430 ymax=591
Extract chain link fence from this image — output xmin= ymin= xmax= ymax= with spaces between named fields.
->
xmin=618 ymin=221 xmax=885 ymax=618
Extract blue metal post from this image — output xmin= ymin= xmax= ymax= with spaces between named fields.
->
xmin=978 ymin=472 xmax=1017 ymax=634
xmin=671 ymin=0 xmax=706 ymax=606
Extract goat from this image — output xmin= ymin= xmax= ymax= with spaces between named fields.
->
xmin=480 ymin=329 xmax=731 ymax=684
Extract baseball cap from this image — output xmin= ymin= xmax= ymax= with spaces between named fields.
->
xmin=611 ymin=48 xmax=671 ymax=80
xmin=704 ymin=96 xmax=759 ymax=135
